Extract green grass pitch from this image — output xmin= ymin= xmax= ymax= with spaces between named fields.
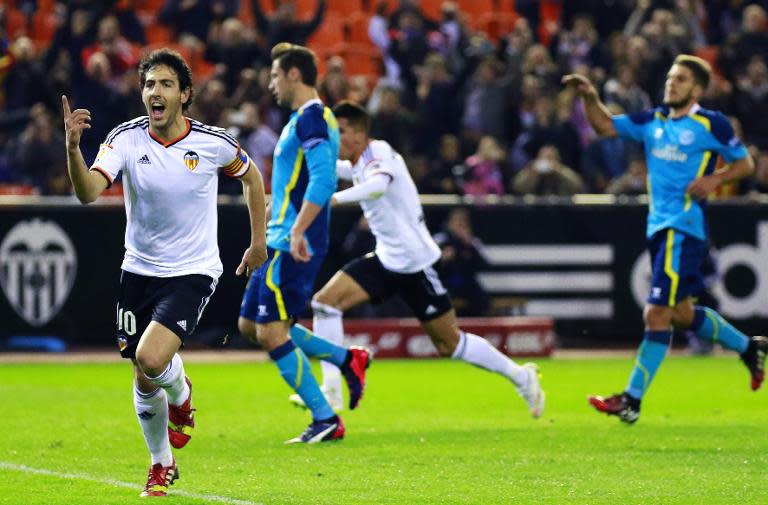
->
xmin=1 ymin=356 xmax=767 ymax=504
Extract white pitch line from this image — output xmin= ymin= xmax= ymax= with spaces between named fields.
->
xmin=0 ymin=461 xmax=264 ymax=505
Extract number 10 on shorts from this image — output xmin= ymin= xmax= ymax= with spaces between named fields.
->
xmin=117 ymin=306 xmax=137 ymax=336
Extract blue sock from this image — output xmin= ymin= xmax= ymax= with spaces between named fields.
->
xmin=690 ymin=306 xmax=749 ymax=353
xmin=269 ymin=340 xmax=336 ymax=421
xmin=625 ymin=330 xmax=672 ymax=400
xmin=290 ymin=324 xmax=348 ymax=367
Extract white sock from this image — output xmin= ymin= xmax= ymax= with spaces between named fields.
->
xmin=148 ymin=353 xmax=189 ymax=406
xmin=133 ymin=386 xmax=173 ymax=466
xmin=312 ymin=300 xmax=344 ymax=395
xmin=452 ymin=332 xmax=528 ymax=386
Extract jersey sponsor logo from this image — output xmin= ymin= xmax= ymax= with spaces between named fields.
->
xmin=651 ymin=145 xmax=688 ymax=162
xmin=678 ymin=130 xmax=695 ymax=145
xmin=184 ymin=151 xmax=199 ymax=171
xmin=137 ymin=154 xmax=151 ymax=165
xmin=177 ymin=320 xmax=187 ymax=331
xmin=0 ymin=219 xmax=77 ymax=327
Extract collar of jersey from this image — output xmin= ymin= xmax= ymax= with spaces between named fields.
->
xmin=296 ymin=98 xmax=322 ymax=114
xmin=148 ymin=118 xmax=191 ymax=147
xmin=668 ymin=102 xmax=702 ymax=122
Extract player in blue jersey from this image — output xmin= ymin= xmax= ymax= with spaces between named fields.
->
xmin=563 ymin=55 xmax=764 ymax=424
xmin=237 ymin=43 xmax=370 ymax=443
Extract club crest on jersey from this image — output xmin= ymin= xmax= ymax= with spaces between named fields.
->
xmin=184 ymin=151 xmax=200 ymax=171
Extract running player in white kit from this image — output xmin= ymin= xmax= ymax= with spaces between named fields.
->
xmin=289 ymin=101 xmax=545 ymax=418
xmin=62 ymin=48 xmax=267 ymax=497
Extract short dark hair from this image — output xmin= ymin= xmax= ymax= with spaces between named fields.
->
xmin=138 ymin=48 xmax=194 ymax=111
xmin=673 ymin=54 xmax=711 ymax=90
xmin=332 ymin=100 xmax=370 ymax=134
xmin=271 ymin=42 xmax=318 ymax=86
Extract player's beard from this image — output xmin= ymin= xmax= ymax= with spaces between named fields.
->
xmin=663 ymin=89 xmax=694 ymax=109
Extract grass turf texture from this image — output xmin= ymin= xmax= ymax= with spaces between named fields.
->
xmin=0 ymin=357 xmax=766 ymax=504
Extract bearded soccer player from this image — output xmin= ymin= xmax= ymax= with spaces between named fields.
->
xmin=288 ymin=101 xmax=545 ymax=419
xmin=63 ymin=48 xmax=267 ymax=495
xmin=237 ymin=43 xmax=370 ymax=444
xmin=563 ymin=55 xmax=764 ymax=424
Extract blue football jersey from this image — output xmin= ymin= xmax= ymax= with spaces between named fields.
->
xmin=267 ymin=99 xmax=339 ymax=256
xmin=612 ymin=104 xmax=748 ymax=240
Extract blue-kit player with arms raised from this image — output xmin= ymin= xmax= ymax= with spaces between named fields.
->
xmin=563 ymin=54 xmax=764 ymax=424
xmin=237 ymin=43 xmax=370 ymax=443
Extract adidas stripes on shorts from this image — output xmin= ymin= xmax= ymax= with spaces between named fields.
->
xmin=342 ymin=252 xmax=452 ymax=321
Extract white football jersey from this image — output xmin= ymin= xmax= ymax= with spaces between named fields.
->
xmin=91 ymin=117 xmax=250 ymax=279
xmin=347 ymin=140 xmax=441 ymax=273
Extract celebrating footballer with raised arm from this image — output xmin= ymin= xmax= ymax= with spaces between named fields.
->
xmin=288 ymin=100 xmax=545 ymax=419
xmin=563 ymin=55 xmax=763 ymax=424
xmin=62 ymin=48 xmax=267 ymax=496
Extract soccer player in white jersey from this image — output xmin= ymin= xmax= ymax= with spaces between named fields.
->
xmin=289 ymin=101 xmax=545 ymax=418
xmin=62 ymin=48 xmax=267 ymax=497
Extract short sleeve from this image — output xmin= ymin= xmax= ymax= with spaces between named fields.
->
xmin=611 ymin=109 xmax=656 ymax=142
xmin=220 ymin=143 xmax=251 ymax=178
xmin=295 ymin=107 xmax=329 ymax=151
xmin=90 ymin=132 xmax=129 ymax=187
xmin=708 ymin=112 xmax=749 ymax=163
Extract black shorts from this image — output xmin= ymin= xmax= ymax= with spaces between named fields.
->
xmin=342 ymin=252 xmax=452 ymax=321
xmin=116 ymin=270 xmax=217 ymax=359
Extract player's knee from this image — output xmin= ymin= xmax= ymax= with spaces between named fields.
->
xmin=238 ymin=317 xmax=258 ymax=343
xmin=644 ymin=305 xmax=672 ymax=329
xmin=134 ymin=349 xmax=168 ymax=378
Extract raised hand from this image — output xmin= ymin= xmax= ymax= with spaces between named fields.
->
xmin=561 ymin=74 xmax=598 ymax=100
xmin=62 ymin=95 xmax=91 ymax=150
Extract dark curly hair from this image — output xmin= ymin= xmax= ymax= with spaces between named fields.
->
xmin=138 ymin=48 xmax=194 ymax=111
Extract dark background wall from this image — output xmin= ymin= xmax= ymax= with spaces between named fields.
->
xmin=1 ymin=199 xmax=766 ymax=348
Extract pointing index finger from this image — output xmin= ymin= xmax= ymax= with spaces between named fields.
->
xmin=62 ymin=95 xmax=70 ymax=116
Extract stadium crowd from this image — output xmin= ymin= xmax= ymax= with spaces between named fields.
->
xmin=0 ymin=0 xmax=766 ymax=198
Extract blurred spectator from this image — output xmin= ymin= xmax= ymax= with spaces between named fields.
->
xmin=606 ymin=157 xmax=648 ymax=195
xmin=555 ymin=14 xmax=600 ymax=73
xmin=234 ymin=101 xmax=277 ymax=192
xmin=581 ymin=104 xmax=635 ymax=192
xmin=81 ymin=15 xmax=139 ymax=85
xmin=720 ymin=3 xmax=768 ymax=80
xmin=318 ymin=55 xmax=350 ymax=108
xmin=733 ymin=56 xmax=768 ymax=149
xmin=512 ymin=144 xmax=584 ymax=196
xmin=189 ymin=78 xmax=228 ymax=126
xmin=461 ymin=56 xmax=512 ymax=144
xmin=159 ymin=0 xmax=237 ymax=42
xmin=420 ymin=134 xmax=461 ymax=195
xmin=388 ymin=7 xmax=431 ymax=106
xmin=74 ymin=51 xmax=131 ymax=163
xmin=433 ymin=208 xmax=490 ymax=317
xmin=369 ymin=1 xmax=400 ymax=81
xmin=251 ymin=0 xmax=326 ymax=50
xmin=520 ymin=44 xmax=560 ymax=91
xmin=205 ymin=17 xmax=266 ymax=93
xmin=456 ymin=136 xmax=506 ymax=197
xmin=414 ymin=52 xmax=460 ymax=156
xmin=8 ymin=103 xmax=69 ymax=194
xmin=517 ymin=95 xmax=581 ymax=172
xmin=603 ymin=64 xmax=652 ymax=113
xmin=369 ymin=86 xmax=414 ymax=154
xmin=3 ymin=36 xmax=52 ymax=113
